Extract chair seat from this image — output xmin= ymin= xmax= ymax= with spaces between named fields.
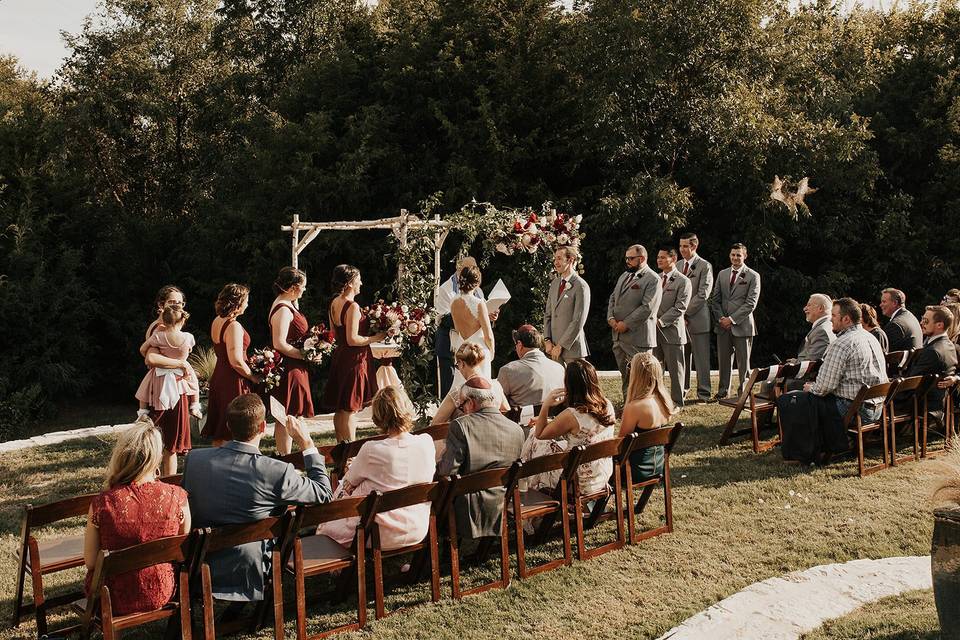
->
xmin=289 ymin=534 xmax=353 ymax=571
xmin=511 ymin=489 xmax=559 ymax=517
xmin=27 ymin=535 xmax=85 ymax=571
xmin=718 ymin=397 xmax=740 ymax=407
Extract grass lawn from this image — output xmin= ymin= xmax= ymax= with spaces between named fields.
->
xmin=0 ymin=379 xmax=943 ymax=639
xmin=801 ymin=589 xmax=940 ymax=639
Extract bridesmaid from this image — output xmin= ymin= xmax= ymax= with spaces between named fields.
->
xmin=203 ymin=284 xmax=259 ymax=447
xmin=323 ymin=265 xmax=385 ymax=442
xmin=268 ymin=267 xmax=314 ymax=455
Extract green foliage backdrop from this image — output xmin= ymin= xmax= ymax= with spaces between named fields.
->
xmin=2 ymin=0 xmax=960 ymax=437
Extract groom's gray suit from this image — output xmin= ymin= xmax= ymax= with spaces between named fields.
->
xmin=654 ymin=269 xmax=692 ymax=406
xmin=544 ymin=272 xmax=590 ymax=364
xmin=607 ymin=264 xmax=662 ymax=395
xmin=710 ymin=264 xmax=761 ymax=398
xmin=677 ymin=253 xmax=714 ymax=401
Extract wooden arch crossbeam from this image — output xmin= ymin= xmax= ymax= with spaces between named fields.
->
xmin=281 ymin=210 xmax=453 ymax=288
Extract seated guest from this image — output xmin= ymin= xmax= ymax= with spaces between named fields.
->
xmin=317 ymin=386 xmax=436 ymax=550
xmin=521 ymin=359 xmax=616 ymax=494
xmin=496 ymin=324 xmax=565 ymax=410
xmin=861 ymin=303 xmax=888 ymax=353
xmin=84 ymin=417 xmax=190 ymax=615
xmin=786 ymin=298 xmax=889 ymax=462
xmin=182 ymin=393 xmax=331 ymax=604
xmin=619 ymin=352 xmax=673 ymax=481
xmin=432 ymin=342 xmax=508 ymax=425
xmin=438 ymin=377 xmax=525 ymax=539
xmin=880 ymin=287 xmax=923 ymax=351
xmin=774 ymin=293 xmax=836 ymax=392
xmin=944 ymin=302 xmax=960 ymax=349
xmin=900 ymin=305 xmax=958 ymax=423
xmin=943 ymin=289 xmax=960 ymax=304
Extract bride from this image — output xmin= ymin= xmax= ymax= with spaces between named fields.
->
xmin=449 ymin=264 xmax=495 ymax=385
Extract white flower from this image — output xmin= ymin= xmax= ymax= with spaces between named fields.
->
xmin=545 ymin=231 xmax=556 ymax=243
xmin=422 ymin=314 xmax=431 ymax=325
xmin=495 ymin=242 xmax=509 ymax=254
xmin=263 ymin=349 xmax=274 ymax=359
xmin=385 ymin=310 xmax=400 ymax=324
xmin=557 ymin=232 xmax=569 ymax=245
xmin=400 ymin=305 xmax=409 ymax=314
xmin=574 ymin=214 xmax=582 ymax=223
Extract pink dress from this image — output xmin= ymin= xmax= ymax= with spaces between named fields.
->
xmin=135 ymin=331 xmax=201 ymax=410
xmin=317 ymin=432 xmax=436 ymax=550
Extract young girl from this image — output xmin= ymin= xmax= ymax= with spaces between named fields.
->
xmin=135 ymin=304 xmax=203 ymax=420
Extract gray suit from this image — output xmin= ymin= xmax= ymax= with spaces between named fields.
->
xmin=496 ymin=349 xmax=566 ymax=408
xmin=798 ymin=315 xmax=835 ymax=361
xmin=883 ymin=307 xmax=923 ymax=352
xmin=677 ymin=254 xmax=714 ymax=400
xmin=544 ymin=272 xmax=590 ymax=363
xmin=653 ymin=269 xmax=692 ymax=406
xmin=438 ymin=407 xmax=524 ymax=538
xmin=710 ymin=264 xmax=761 ymax=397
xmin=182 ymin=441 xmax=332 ymax=601
xmin=607 ymin=265 xmax=662 ymax=395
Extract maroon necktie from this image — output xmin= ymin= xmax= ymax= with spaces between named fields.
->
xmin=558 ymin=279 xmax=567 ymax=296
xmin=683 ymin=262 xmax=689 ymax=276
xmin=661 ymin=274 xmax=668 ymax=288
xmin=729 ymin=270 xmax=738 ymax=287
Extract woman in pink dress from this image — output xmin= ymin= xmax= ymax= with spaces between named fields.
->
xmin=135 ymin=304 xmax=200 ymax=475
xmin=83 ymin=417 xmax=190 ymax=615
xmin=317 ymin=386 xmax=436 ymax=550
xmin=203 ymin=284 xmax=260 ymax=446
xmin=268 ymin=267 xmax=314 ymax=455
xmin=323 ymin=264 xmax=385 ymax=442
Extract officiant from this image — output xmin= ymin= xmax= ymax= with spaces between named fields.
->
xmin=434 ymin=256 xmax=499 ymax=396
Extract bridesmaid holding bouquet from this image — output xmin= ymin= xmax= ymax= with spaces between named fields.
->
xmin=268 ymin=266 xmax=314 ymax=454
xmin=203 ymin=284 xmax=260 ymax=447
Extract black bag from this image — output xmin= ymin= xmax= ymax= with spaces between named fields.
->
xmin=778 ymin=391 xmax=821 ymax=463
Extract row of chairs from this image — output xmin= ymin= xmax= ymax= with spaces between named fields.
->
xmin=717 ymin=349 xmax=958 ymax=477
xmin=13 ymin=423 xmax=684 ymax=639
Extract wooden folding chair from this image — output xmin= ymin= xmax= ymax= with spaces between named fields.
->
xmin=624 ymin=423 xmax=685 ymax=544
xmin=159 ymin=473 xmax=183 ymax=486
xmin=415 ymin=422 xmax=449 ymax=463
xmin=510 ymin=448 xmax=581 ymax=579
xmin=885 ymin=350 xmax=914 ymax=377
xmin=366 ymin=480 xmax=450 ymax=620
xmin=274 ymin=446 xmax=338 ymax=484
xmin=888 ymin=374 xmax=938 ymax=466
xmin=505 ymin=404 xmax=542 ymax=424
xmin=286 ymin=496 xmax=375 ymax=640
xmin=445 ymin=464 xmax=520 ymax=599
xmin=196 ymin=514 xmax=296 ymax=640
xmin=927 ymin=377 xmax=959 ymax=457
xmin=570 ymin=437 xmax=627 ymax=561
xmin=718 ymin=365 xmax=778 ymax=453
xmin=844 ymin=381 xmax=898 ymax=477
xmin=72 ymin=530 xmax=201 ymax=640
xmin=11 ymin=492 xmax=95 ymax=635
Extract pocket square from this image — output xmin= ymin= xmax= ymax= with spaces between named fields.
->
xmin=630 ymin=284 xmax=640 ymax=290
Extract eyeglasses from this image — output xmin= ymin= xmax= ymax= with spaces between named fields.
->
xmin=624 ymin=255 xmax=641 ymax=262
xmin=456 ymin=398 xmax=469 ymax=412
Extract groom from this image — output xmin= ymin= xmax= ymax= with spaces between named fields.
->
xmin=544 ymin=246 xmax=590 ymax=365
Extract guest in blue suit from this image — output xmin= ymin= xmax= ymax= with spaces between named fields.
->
xmin=182 ymin=393 xmax=331 ymax=602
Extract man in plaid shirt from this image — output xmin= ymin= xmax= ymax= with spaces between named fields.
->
xmin=801 ymin=297 xmax=889 ymax=447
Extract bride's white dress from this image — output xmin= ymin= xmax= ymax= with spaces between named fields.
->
xmin=450 ymin=292 xmax=493 ymax=386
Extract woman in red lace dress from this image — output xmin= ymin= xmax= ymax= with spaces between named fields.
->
xmin=268 ymin=267 xmax=315 ymax=454
xmin=323 ymin=265 xmax=385 ymax=441
xmin=83 ymin=417 xmax=190 ymax=615
xmin=203 ymin=284 xmax=260 ymax=446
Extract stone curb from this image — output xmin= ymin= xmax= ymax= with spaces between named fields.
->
xmin=656 ymin=556 xmax=932 ymax=640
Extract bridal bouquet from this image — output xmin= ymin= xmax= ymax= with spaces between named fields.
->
xmin=494 ymin=206 xmax=583 ymax=256
xmin=365 ymin=300 xmax=406 ymax=343
xmin=300 ymin=323 xmax=336 ymax=366
xmin=403 ymin=306 xmax=433 ymax=350
xmin=248 ymin=348 xmax=283 ymax=391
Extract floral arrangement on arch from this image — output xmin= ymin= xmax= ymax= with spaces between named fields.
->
xmin=493 ymin=206 xmax=583 ymax=256
xmin=299 ymin=323 xmax=336 ymax=366
xmin=363 ymin=300 xmax=434 ymax=353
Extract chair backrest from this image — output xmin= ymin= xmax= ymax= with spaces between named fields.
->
xmin=368 ymin=480 xmax=449 ymax=518
xmin=843 ymin=381 xmax=898 ymax=426
xmin=892 ymin=374 xmax=926 ymax=396
xmin=294 ymin=495 xmax=372 ymax=531
xmin=24 ymin=492 xmax=96 ymax=528
xmin=630 ymin=423 xmax=685 ymax=455
xmin=447 ymin=463 xmax=519 ymax=498
xmin=886 ymin=350 xmax=913 ymax=375
xmin=514 ymin=448 xmax=578 ymax=481
xmin=777 ymin=359 xmax=822 ymax=381
xmin=332 ymin=434 xmax=390 ymax=473
xmin=576 ymin=437 xmax=624 ymax=466
xmin=201 ymin=513 xmax=293 ymax=555
xmin=416 ymin=422 xmax=449 ymax=441
xmin=160 ymin=473 xmax=183 ymax=486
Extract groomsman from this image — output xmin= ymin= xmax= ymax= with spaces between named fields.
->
xmin=710 ymin=243 xmax=761 ymax=399
xmin=544 ymin=246 xmax=590 ymax=365
xmin=607 ymin=244 xmax=662 ymax=397
xmin=653 ymin=247 xmax=692 ymax=406
xmin=677 ymin=233 xmax=714 ymax=402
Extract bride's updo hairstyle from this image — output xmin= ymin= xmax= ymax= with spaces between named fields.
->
xmin=273 ymin=266 xmax=306 ymax=295
xmin=457 ymin=265 xmax=481 ymax=292
xmin=454 ymin=342 xmax=486 ymax=368
xmin=331 ymin=264 xmax=360 ymax=295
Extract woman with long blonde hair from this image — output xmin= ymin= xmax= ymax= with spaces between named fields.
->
xmin=83 ymin=417 xmax=191 ymax=615
xmin=619 ymin=352 xmax=673 ymax=480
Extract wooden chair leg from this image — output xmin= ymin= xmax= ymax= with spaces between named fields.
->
xmin=179 ymin=570 xmax=192 ymax=640
xmin=100 ymin=588 xmax=114 ymax=640
xmin=574 ymin=492 xmax=586 ymax=561
xmin=857 ymin=429 xmax=866 ymax=478
xmin=202 ymin=564 xmax=216 ymax=640
xmin=624 ymin=468 xmax=637 ymax=545
xmin=356 ymin=530 xmax=367 ymax=630
xmin=499 ymin=515 xmax=511 ymax=589
xmin=449 ymin=515 xmax=462 ymax=599
xmin=271 ymin=550 xmax=284 ymax=640
xmin=513 ymin=490 xmax=528 ymax=579
xmin=560 ymin=483 xmax=572 ymax=566
xmin=428 ymin=519 xmax=441 ymax=603
xmin=372 ymin=547 xmax=385 ymax=620
xmin=663 ymin=475 xmax=674 ymax=532
xmin=751 ymin=408 xmax=760 ymax=454
xmin=28 ymin=541 xmax=48 ymax=637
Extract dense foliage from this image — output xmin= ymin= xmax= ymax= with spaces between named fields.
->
xmin=2 ymin=0 xmax=959 ymax=438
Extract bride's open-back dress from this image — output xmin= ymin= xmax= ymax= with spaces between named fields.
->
xmin=450 ymin=292 xmax=493 ymax=386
